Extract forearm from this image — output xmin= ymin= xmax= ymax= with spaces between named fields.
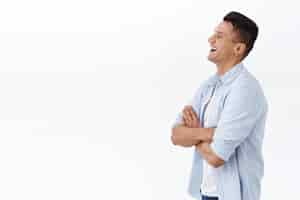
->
xmin=195 ymin=141 xmax=225 ymax=168
xmin=171 ymin=125 xmax=214 ymax=147
xmin=195 ymin=142 xmax=213 ymax=160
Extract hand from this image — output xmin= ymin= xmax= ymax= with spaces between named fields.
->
xmin=195 ymin=141 xmax=207 ymax=149
xmin=182 ymin=105 xmax=202 ymax=128
xmin=196 ymin=127 xmax=216 ymax=145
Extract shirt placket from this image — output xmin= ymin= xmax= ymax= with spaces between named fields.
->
xmin=200 ymin=83 xmax=218 ymax=127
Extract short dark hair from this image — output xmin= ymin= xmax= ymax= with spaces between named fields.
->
xmin=223 ymin=11 xmax=259 ymax=59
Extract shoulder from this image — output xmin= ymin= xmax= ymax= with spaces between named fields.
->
xmin=230 ymin=68 xmax=268 ymax=111
xmin=195 ymin=74 xmax=218 ymax=94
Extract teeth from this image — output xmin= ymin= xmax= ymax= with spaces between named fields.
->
xmin=210 ymin=48 xmax=217 ymax=52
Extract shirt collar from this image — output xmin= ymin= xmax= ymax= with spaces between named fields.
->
xmin=207 ymin=62 xmax=244 ymax=86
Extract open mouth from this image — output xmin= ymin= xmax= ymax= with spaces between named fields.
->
xmin=210 ymin=47 xmax=217 ymax=52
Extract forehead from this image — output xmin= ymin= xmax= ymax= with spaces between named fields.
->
xmin=214 ymin=21 xmax=234 ymax=35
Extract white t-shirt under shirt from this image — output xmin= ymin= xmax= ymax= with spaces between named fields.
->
xmin=200 ymin=83 xmax=222 ymax=197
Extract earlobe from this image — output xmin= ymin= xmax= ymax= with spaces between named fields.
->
xmin=236 ymin=46 xmax=241 ymax=56
xmin=233 ymin=45 xmax=240 ymax=56
xmin=240 ymin=43 xmax=246 ymax=55
xmin=235 ymin=43 xmax=245 ymax=56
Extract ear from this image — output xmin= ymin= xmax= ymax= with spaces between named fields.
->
xmin=234 ymin=43 xmax=246 ymax=57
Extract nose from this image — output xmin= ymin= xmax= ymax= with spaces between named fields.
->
xmin=208 ymin=34 xmax=215 ymax=44
xmin=208 ymin=36 xmax=212 ymax=43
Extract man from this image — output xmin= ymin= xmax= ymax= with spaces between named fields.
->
xmin=171 ymin=11 xmax=268 ymax=200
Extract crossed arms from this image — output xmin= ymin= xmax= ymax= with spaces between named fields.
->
xmin=171 ymin=82 xmax=265 ymax=168
xmin=171 ymin=105 xmax=225 ymax=168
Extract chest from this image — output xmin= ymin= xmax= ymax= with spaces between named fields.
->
xmin=200 ymin=85 xmax=230 ymax=128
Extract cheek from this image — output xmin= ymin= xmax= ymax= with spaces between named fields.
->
xmin=216 ymin=43 xmax=227 ymax=55
xmin=216 ymin=40 xmax=226 ymax=50
xmin=221 ymin=43 xmax=235 ymax=55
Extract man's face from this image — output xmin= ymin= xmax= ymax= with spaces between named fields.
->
xmin=207 ymin=21 xmax=239 ymax=65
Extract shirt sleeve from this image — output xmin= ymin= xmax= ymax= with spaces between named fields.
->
xmin=210 ymin=83 xmax=266 ymax=162
xmin=171 ymin=83 xmax=206 ymax=129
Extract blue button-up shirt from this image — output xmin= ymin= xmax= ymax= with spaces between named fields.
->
xmin=172 ymin=62 xmax=268 ymax=200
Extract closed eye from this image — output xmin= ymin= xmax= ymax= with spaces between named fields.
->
xmin=216 ymin=34 xmax=222 ymax=39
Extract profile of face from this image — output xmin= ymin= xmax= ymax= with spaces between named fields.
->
xmin=207 ymin=21 xmax=246 ymax=65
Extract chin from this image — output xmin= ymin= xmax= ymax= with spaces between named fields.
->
xmin=207 ymin=55 xmax=217 ymax=64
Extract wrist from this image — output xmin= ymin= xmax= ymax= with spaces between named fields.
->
xmin=195 ymin=127 xmax=214 ymax=143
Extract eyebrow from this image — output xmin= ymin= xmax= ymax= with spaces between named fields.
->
xmin=215 ymin=30 xmax=224 ymax=35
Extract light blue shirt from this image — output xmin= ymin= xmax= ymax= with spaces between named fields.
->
xmin=172 ymin=62 xmax=268 ymax=200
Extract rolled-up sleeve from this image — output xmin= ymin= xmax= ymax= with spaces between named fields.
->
xmin=210 ymin=83 xmax=265 ymax=162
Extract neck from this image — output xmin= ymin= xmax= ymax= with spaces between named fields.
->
xmin=216 ymin=59 xmax=241 ymax=76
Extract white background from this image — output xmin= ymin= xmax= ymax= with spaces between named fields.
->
xmin=0 ymin=0 xmax=299 ymax=199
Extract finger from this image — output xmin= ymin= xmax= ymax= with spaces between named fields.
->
xmin=182 ymin=110 xmax=189 ymax=125
xmin=186 ymin=108 xmax=194 ymax=119
xmin=188 ymin=108 xmax=200 ymax=127
xmin=189 ymin=110 xmax=198 ymax=127
xmin=183 ymin=105 xmax=190 ymax=111
xmin=190 ymin=108 xmax=198 ymax=120
xmin=186 ymin=106 xmax=196 ymax=115
xmin=182 ymin=114 xmax=188 ymax=126
xmin=183 ymin=105 xmax=192 ymax=114
xmin=183 ymin=109 xmax=191 ymax=122
xmin=183 ymin=105 xmax=191 ymax=113
xmin=183 ymin=110 xmax=192 ymax=127
xmin=187 ymin=108 xmax=194 ymax=121
xmin=186 ymin=106 xmax=195 ymax=126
